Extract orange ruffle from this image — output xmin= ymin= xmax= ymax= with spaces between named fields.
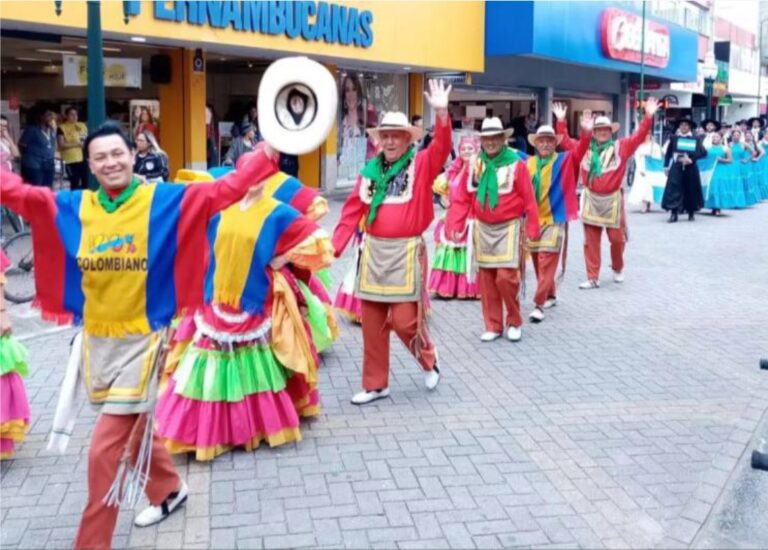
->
xmin=163 ymin=426 xmax=301 ymax=461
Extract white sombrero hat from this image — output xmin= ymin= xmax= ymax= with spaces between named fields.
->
xmin=479 ymin=117 xmax=514 ymax=138
xmin=257 ymin=57 xmax=338 ymax=155
xmin=528 ymin=125 xmax=564 ymax=147
xmin=593 ymin=116 xmax=621 ymax=133
xmin=367 ymin=112 xmax=423 ymax=143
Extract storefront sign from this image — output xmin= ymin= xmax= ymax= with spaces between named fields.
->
xmin=152 ymin=1 xmax=374 ymax=48
xmin=718 ymin=95 xmax=733 ymax=106
xmin=713 ymin=60 xmax=729 ymax=97
xmin=62 ymin=55 xmax=142 ymax=87
xmin=601 ymin=8 xmax=670 ymax=69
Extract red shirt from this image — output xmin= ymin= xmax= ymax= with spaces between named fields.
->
xmin=332 ymin=116 xmax=452 ymax=256
xmin=574 ymin=116 xmax=653 ymax=194
xmin=447 ymin=154 xmax=540 ymax=240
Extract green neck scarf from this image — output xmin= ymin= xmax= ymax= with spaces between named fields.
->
xmin=97 ymin=176 xmax=141 ymax=214
xmin=588 ymin=139 xmax=614 ymax=184
xmin=532 ymin=153 xmax=554 ymax=202
xmin=361 ymin=147 xmax=415 ymax=227
xmin=478 ymin=146 xmax=519 ymax=210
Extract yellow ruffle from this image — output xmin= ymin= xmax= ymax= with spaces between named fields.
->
xmin=82 ymin=317 xmax=152 ymax=338
xmin=305 ymin=197 xmax=329 ymax=221
xmin=0 ymin=419 xmax=29 ymax=441
xmin=432 ymin=173 xmax=450 ymax=196
xmin=271 ymin=272 xmax=318 ymax=384
xmin=163 ymin=426 xmax=302 ymax=461
xmin=324 ymin=303 xmax=340 ymax=341
xmin=285 ymin=230 xmax=335 ymax=272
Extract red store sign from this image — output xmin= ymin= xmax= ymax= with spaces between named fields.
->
xmin=601 ymin=8 xmax=671 ymax=69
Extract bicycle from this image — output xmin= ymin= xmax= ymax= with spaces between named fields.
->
xmin=1 ymin=206 xmax=35 ymax=304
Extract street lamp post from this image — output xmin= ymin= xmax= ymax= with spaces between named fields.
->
xmin=702 ymin=51 xmax=718 ymax=121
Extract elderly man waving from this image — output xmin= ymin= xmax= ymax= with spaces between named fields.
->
xmin=447 ymin=117 xmax=540 ymax=343
xmin=332 ymin=80 xmax=453 ymax=405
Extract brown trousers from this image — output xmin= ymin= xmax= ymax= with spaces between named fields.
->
xmin=361 ymin=300 xmax=436 ymax=391
xmin=583 ymin=222 xmax=626 ymax=280
xmin=74 ymin=413 xmax=179 ymax=550
xmin=531 ymin=251 xmax=560 ymax=307
xmin=478 ymin=267 xmax=521 ymax=332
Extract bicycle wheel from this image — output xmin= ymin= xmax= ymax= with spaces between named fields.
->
xmin=2 ymin=231 xmax=35 ymax=304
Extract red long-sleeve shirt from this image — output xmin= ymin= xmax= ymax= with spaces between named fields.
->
xmin=331 ymin=115 xmax=452 ymax=256
xmin=572 ymin=116 xmax=653 ymax=194
xmin=446 ymin=155 xmax=540 ymax=239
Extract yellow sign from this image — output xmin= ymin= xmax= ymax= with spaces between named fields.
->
xmin=63 ymin=55 xmax=142 ymax=87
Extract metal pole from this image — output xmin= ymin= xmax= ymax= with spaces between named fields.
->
xmin=758 ymin=20 xmax=764 ymax=118
xmin=86 ymin=0 xmax=106 ymax=189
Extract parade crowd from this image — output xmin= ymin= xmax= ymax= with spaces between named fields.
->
xmin=2 ymin=76 xmax=768 ymax=550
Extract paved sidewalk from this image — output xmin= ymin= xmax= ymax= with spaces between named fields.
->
xmin=2 ymin=200 xmax=767 ymax=549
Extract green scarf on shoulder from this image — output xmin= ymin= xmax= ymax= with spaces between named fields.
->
xmin=361 ymin=147 xmax=415 ymax=227
xmin=477 ymin=146 xmax=519 ymax=210
xmin=97 ymin=176 xmax=141 ymax=214
xmin=532 ymin=153 xmax=554 ymax=202
xmin=587 ymin=139 xmax=615 ymax=184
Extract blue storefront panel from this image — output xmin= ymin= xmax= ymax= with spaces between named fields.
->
xmin=486 ymin=1 xmax=698 ymax=82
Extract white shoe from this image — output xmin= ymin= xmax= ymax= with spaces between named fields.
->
xmin=480 ymin=331 xmax=501 ymax=342
xmin=351 ymin=388 xmax=390 ymax=405
xmin=425 ymin=366 xmax=440 ymax=390
xmin=579 ymin=280 xmax=600 ymax=290
xmin=542 ymin=297 xmax=557 ymax=309
xmin=529 ymin=308 xmax=544 ymax=323
xmin=505 ymin=326 xmax=522 ymax=342
xmin=134 ymin=481 xmax=188 ymax=528
xmin=613 ymin=271 xmax=624 ymax=283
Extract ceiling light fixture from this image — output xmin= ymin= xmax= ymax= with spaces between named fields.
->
xmin=17 ymin=57 xmax=52 ymax=62
xmin=78 ymin=45 xmax=121 ymax=53
xmin=36 ymin=48 xmax=77 ymax=55
xmin=130 ymin=36 xmax=147 ymax=43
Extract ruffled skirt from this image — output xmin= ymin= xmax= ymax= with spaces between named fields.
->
xmin=706 ymin=162 xmax=748 ymax=209
xmin=428 ymin=219 xmax=479 ymax=299
xmin=0 ymin=336 xmax=30 ymax=460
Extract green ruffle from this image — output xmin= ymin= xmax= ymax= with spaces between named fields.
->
xmin=0 ymin=335 xmax=29 ymax=377
xmin=315 ymin=268 xmax=333 ymax=292
xmin=173 ymin=344 xmax=289 ymax=402
xmin=298 ymin=280 xmax=333 ymax=353
xmin=431 ymin=245 xmax=468 ymax=275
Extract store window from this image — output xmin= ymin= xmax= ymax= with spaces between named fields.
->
xmin=337 ymin=70 xmax=408 ymax=187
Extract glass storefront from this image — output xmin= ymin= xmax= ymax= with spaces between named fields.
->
xmin=336 ymin=69 xmax=408 ymax=187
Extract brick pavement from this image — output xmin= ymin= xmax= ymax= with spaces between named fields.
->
xmin=2 ymin=198 xmax=767 ymax=549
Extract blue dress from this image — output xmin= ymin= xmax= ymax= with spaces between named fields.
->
xmin=757 ymin=142 xmax=768 ymax=200
xmin=736 ymin=143 xmax=760 ymax=206
xmin=706 ymin=145 xmax=747 ymax=209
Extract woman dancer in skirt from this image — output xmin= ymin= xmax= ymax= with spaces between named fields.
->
xmin=741 ymin=131 xmax=761 ymax=206
xmin=628 ymin=132 xmax=663 ymax=212
xmin=155 ymin=180 xmax=333 ymax=461
xmin=755 ymin=132 xmax=768 ymax=201
xmin=704 ymin=133 xmax=738 ymax=215
xmin=428 ymin=136 xmax=480 ymax=299
xmin=0 ymin=251 xmax=31 ymax=460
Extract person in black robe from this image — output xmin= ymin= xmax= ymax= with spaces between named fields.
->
xmin=662 ymin=119 xmax=707 ymax=222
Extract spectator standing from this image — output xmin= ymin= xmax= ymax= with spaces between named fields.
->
xmin=19 ymin=109 xmax=56 ymax=187
xmin=58 ymin=107 xmax=89 ymax=190
xmin=0 ymin=115 xmax=20 ymax=172
xmin=133 ymin=130 xmax=169 ymax=182
xmin=224 ymin=122 xmax=257 ymax=166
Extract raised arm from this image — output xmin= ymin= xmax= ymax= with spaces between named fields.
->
xmin=184 ymin=147 xmax=279 ymax=216
xmin=620 ymin=97 xmax=659 ymax=159
xmin=0 ymin=169 xmax=57 ymax=225
xmin=331 ymin=177 xmax=366 ymax=257
xmin=553 ymin=102 xmax=582 ymax=153
xmin=419 ymin=79 xmax=453 ymax=180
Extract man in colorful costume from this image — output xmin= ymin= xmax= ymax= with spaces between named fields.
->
xmin=447 ymin=118 xmax=539 ymax=343
xmin=525 ymin=103 xmax=592 ymax=322
xmin=332 ymin=79 xmax=452 ymax=405
xmin=574 ymin=97 xmax=659 ymax=289
xmin=0 ymin=123 xmax=280 ymax=549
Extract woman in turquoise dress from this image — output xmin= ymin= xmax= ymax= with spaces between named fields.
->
xmin=740 ymin=131 xmax=760 ymax=206
xmin=705 ymin=133 xmax=738 ymax=215
xmin=757 ymin=133 xmax=768 ymax=200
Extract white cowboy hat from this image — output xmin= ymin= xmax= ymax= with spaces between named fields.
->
xmin=479 ymin=117 xmax=514 ymax=138
xmin=257 ymin=57 xmax=338 ymax=155
xmin=593 ymin=116 xmax=621 ymax=133
xmin=367 ymin=112 xmax=423 ymax=143
xmin=528 ymin=124 xmax=564 ymax=147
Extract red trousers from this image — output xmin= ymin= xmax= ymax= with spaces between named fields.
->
xmin=479 ymin=267 xmax=521 ymax=332
xmin=75 ymin=413 xmax=180 ymax=550
xmin=583 ymin=222 xmax=625 ymax=280
xmin=531 ymin=251 xmax=560 ymax=307
xmin=361 ymin=300 xmax=436 ymax=391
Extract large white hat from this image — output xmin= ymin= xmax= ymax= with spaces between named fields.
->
xmin=528 ymin=124 xmax=563 ymax=147
xmin=257 ymin=57 xmax=338 ymax=155
xmin=367 ymin=112 xmax=423 ymax=143
xmin=593 ymin=116 xmax=620 ymax=133
xmin=479 ymin=117 xmax=514 ymax=138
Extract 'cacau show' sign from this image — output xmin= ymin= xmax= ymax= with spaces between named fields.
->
xmin=147 ymin=1 xmax=374 ymax=48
